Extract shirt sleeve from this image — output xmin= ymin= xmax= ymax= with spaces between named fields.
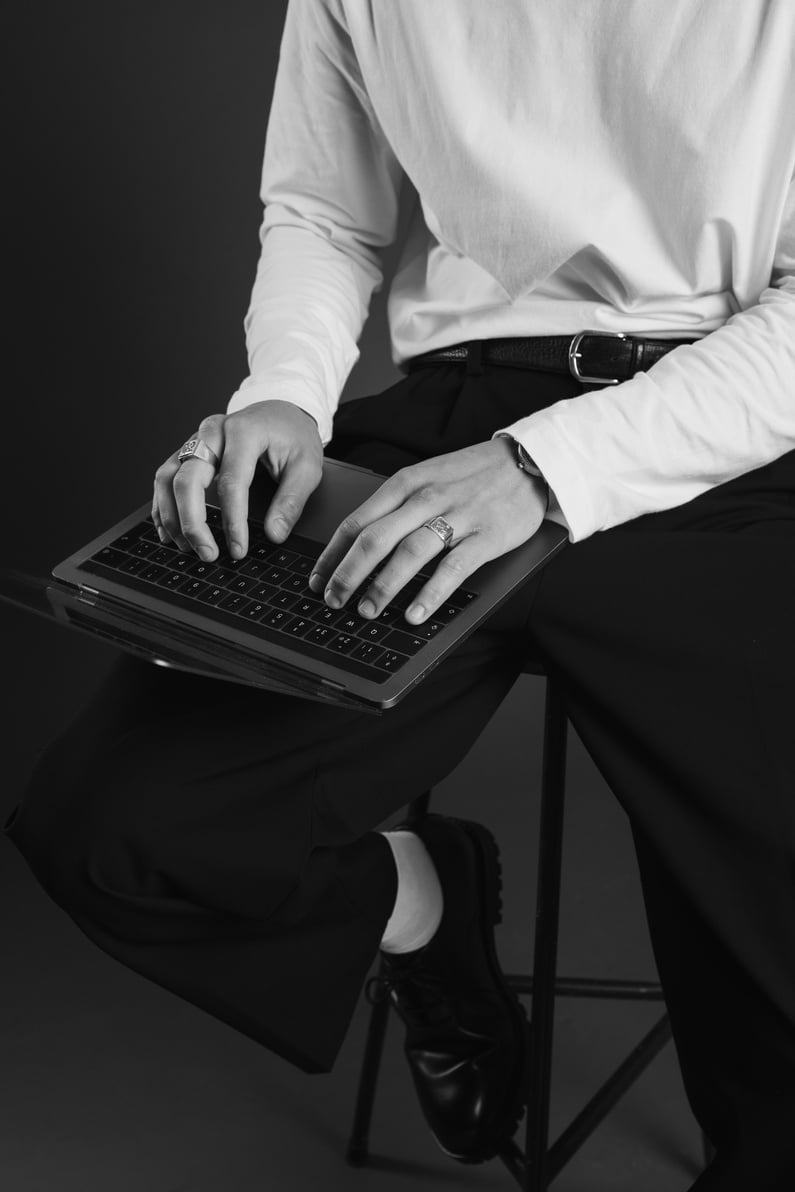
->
xmin=493 ymin=177 xmax=795 ymax=543
xmin=226 ymin=0 xmax=404 ymax=444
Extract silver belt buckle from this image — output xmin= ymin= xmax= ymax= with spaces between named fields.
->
xmin=568 ymin=330 xmax=628 ymax=385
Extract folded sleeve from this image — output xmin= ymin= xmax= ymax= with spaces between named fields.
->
xmin=226 ymin=0 xmax=404 ymax=444
xmin=494 ymin=181 xmax=795 ymax=543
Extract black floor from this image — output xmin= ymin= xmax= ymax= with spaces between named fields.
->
xmin=1 ymin=619 xmax=704 ymax=1191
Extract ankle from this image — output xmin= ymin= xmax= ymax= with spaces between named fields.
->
xmin=379 ymin=830 xmax=444 ymax=954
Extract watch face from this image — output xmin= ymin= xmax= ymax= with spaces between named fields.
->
xmin=516 ymin=442 xmax=538 ymax=475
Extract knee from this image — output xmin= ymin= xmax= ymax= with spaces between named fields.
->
xmin=5 ymin=734 xmax=154 ymax=917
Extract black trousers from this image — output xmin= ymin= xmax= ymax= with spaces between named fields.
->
xmin=6 ymin=362 xmax=795 ymax=1190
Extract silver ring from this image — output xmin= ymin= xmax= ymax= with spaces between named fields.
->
xmin=422 ymin=515 xmax=455 ymax=549
xmin=177 ymin=437 xmax=220 ymax=469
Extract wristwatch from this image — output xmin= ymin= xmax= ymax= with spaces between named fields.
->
xmin=497 ymin=434 xmax=550 ymax=513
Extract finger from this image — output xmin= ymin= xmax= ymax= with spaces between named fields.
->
xmin=265 ymin=452 xmax=322 ymax=543
xmin=150 ymin=496 xmax=166 ymax=542
xmin=153 ymin=460 xmax=190 ymax=551
xmin=354 ymin=519 xmax=457 ymax=619
xmin=314 ymin=497 xmax=443 ymax=611
xmin=405 ymin=536 xmax=487 ymax=624
xmin=310 ymin=478 xmax=446 ymax=604
xmin=214 ymin=431 xmax=261 ymax=559
xmin=170 ymin=420 xmax=226 ymax=559
xmin=308 ymin=469 xmax=416 ymax=594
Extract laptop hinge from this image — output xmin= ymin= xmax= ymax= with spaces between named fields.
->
xmin=78 ymin=584 xmax=99 ymax=606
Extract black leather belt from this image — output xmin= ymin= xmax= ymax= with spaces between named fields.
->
xmin=408 ymin=331 xmax=697 ymax=385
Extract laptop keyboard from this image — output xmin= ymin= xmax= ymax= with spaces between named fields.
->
xmin=80 ymin=506 xmax=477 ymax=683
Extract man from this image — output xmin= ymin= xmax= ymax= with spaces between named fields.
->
xmin=6 ymin=2 xmax=795 ymax=1187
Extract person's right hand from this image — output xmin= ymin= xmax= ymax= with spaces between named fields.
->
xmin=152 ymin=400 xmax=323 ymax=562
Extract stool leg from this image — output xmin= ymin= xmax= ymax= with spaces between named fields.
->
xmin=346 ymin=963 xmax=392 ymax=1164
xmin=524 ymin=678 xmax=569 ymax=1191
xmin=347 ymin=791 xmax=433 ymax=1164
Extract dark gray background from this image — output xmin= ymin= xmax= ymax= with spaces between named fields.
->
xmin=2 ymin=4 xmax=701 ymax=1188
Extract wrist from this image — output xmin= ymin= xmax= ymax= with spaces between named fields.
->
xmin=496 ymin=434 xmax=550 ymax=515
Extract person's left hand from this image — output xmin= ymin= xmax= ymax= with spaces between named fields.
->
xmin=308 ymin=438 xmax=548 ymax=626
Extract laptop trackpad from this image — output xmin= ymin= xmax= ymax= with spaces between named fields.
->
xmin=208 ymin=457 xmax=387 ymax=546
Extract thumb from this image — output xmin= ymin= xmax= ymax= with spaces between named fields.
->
xmin=265 ymin=452 xmax=322 ymax=542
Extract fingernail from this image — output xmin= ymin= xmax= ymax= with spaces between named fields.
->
xmin=156 ymin=527 xmax=167 ymax=543
xmin=230 ymin=542 xmax=244 ymax=559
xmin=325 ymin=589 xmax=342 ymax=610
xmin=406 ymin=603 xmax=426 ymax=623
xmin=199 ymin=546 xmax=215 ymax=563
xmin=308 ymin=573 xmax=323 ymax=593
xmin=270 ymin=518 xmax=289 ymax=542
xmin=358 ymin=598 xmax=376 ymax=618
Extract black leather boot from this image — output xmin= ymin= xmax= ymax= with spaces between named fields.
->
xmin=366 ymin=813 xmax=528 ymax=1163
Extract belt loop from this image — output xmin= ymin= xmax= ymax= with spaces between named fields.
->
xmin=466 ymin=340 xmax=484 ymax=376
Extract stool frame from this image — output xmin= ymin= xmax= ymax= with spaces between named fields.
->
xmin=346 ymin=672 xmax=696 ymax=1189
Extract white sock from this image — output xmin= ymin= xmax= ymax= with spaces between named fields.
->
xmin=379 ymin=830 xmax=444 ymax=954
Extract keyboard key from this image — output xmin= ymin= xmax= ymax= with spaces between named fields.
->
xmin=313 ymin=604 xmax=343 ymax=625
xmin=238 ymin=557 xmax=269 ymax=579
xmin=280 ymin=573 xmax=309 ymax=593
xmin=381 ymin=629 xmax=427 ymax=655
xmin=138 ymin=562 xmax=168 ymax=583
xmin=305 ymin=625 xmax=336 ymax=647
xmin=408 ymin=620 xmax=445 ymax=640
xmin=337 ymin=611 xmax=367 ymax=635
xmin=433 ymin=602 xmax=464 ymax=622
xmin=261 ymin=566 xmax=289 ymax=586
xmin=327 ymin=633 xmax=357 ymax=654
xmin=155 ymin=569 xmax=190 ymax=591
xmin=139 ymin=526 xmax=162 ymax=545
xmin=179 ymin=578 xmax=210 ymax=601
xmin=269 ymin=548 xmax=298 ymax=569
xmin=260 ymin=608 xmax=294 ymax=631
xmin=447 ymin=588 xmax=478 ymax=609
xmin=241 ymin=600 xmax=270 ymax=620
xmin=356 ymin=621 xmax=392 ymax=643
xmin=92 ymin=546 xmax=127 ymax=569
xmin=373 ymin=650 xmax=410 ymax=673
xmin=268 ymin=589 xmax=300 ymax=610
xmin=289 ymin=556 xmax=314 ymax=575
xmin=293 ymin=597 xmax=324 ymax=619
xmin=196 ymin=585 xmax=226 ymax=606
xmin=110 ymin=528 xmax=146 ymax=552
xmin=248 ymin=582 xmax=279 ymax=602
xmin=185 ymin=559 xmax=219 ymax=581
xmin=350 ymin=642 xmax=385 ymax=666
xmin=118 ymin=555 xmax=147 ymax=575
xmin=218 ymin=593 xmax=253 ymax=616
xmin=285 ymin=617 xmax=313 ymax=637
xmin=373 ymin=605 xmax=402 ymax=625
xmin=130 ymin=540 xmax=158 ymax=559
xmin=227 ymin=575 xmax=257 ymax=596
xmin=149 ymin=546 xmax=175 ymax=566
xmin=168 ymin=554 xmax=195 ymax=573
xmin=205 ymin=506 xmax=223 ymax=528
xmin=212 ymin=565 xmax=245 ymax=587
xmin=248 ymin=542 xmax=276 ymax=563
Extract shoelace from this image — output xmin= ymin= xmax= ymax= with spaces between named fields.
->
xmin=365 ymin=959 xmax=457 ymax=1027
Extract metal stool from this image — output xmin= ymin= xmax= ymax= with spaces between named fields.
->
xmin=347 ymin=661 xmax=710 ymax=1189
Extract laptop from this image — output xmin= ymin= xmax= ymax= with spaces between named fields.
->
xmin=0 ymin=456 xmax=567 ymax=712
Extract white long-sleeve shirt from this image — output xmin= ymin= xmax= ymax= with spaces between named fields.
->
xmin=226 ymin=0 xmax=795 ymax=542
